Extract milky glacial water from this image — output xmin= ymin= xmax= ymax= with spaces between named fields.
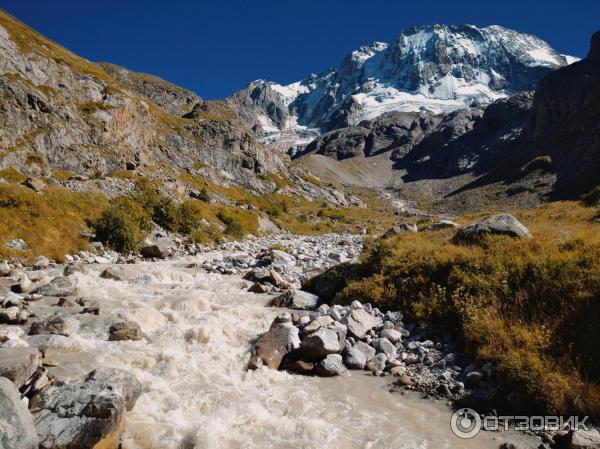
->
xmin=48 ymin=254 xmax=539 ymax=449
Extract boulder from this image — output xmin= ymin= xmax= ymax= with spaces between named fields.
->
xmin=268 ymin=250 xmax=296 ymax=269
xmin=343 ymin=347 xmax=367 ymax=369
xmin=365 ymin=353 xmax=387 ymax=372
xmin=12 ymin=273 xmax=33 ymax=293
xmin=344 ymin=308 xmax=382 ymax=340
xmin=31 ymin=368 xmax=141 ymax=449
xmin=379 ymin=328 xmax=403 ymax=344
xmin=430 ymin=220 xmax=460 ymax=230
xmin=4 ymin=239 xmax=28 ymax=251
xmin=0 ymin=262 xmax=11 ymax=276
xmin=0 ymin=377 xmax=39 ymax=449
xmin=269 ymin=290 xmax=319 ymax=310
xmin=570 ymin=429 xmax=600 ymax=449
xmin=314 ymin=354 xmax=349 ymax=377
xmin=0 ymin=306 xmax=29 ymax=324
xmin=140 ymin=238 xmax=175 ymax=259
xmin=30 ymin=315 xmax=68 ymax=336
xmin=99 ymin=268 xmax=125 ymax=281
xmin=23 ymin=177 xmax=46 ymax=193
xmin=466 ymin=370 xmax=484 ymax=386
xmin=108 ymin=320 xmax=142 ymax=341
xmin=454 ymin=214 xmax=531 ymax=243
xmin=248 ymin=314 xmax=300 ymax=369
xmin=34 ymin=277 xmax=77 ymax=297
xmin=383 ymin=223 xmax=418 ymax=238
xmin=301 ymin=326 xmax=344 ymax=358
xmin=248 ymin=282 xmax=266 ymax=294
xmin=303 ymin=315 xmax=334 ymax=333
xmin=372 ymin=337 xmax=396 ymax=359
xmin=0 ymin=347 xmax=40 ymax=388
xmin=354 ymin=341 xmax=376 ymax=361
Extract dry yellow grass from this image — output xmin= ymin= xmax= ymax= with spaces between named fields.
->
xmin=0 ymin=184 xmax=107 ymax=260
xmin=334 ymin=201 xmax=600 ymax=417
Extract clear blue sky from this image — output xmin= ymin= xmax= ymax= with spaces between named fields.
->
xmin=3 ymin=0 xmax=598 ymax=99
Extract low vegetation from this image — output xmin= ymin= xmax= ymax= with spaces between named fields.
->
xmin=0 ymin=183 xmax=107 ymax=260
xmin=328 ymin=201 xmax=600 ymax=418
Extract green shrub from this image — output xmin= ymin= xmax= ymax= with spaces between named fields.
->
xmin=216 ymin=209 xmax=257 ymax=239
xmin=189 ymin=224 xmax=223 ymax=245
xmin=93 ymin=196 xmax=151 ymax=253
xmin=178 ymin=200 xmax=207 ymax=234
xmin=152 ymin=196 xmax=180 ymax=232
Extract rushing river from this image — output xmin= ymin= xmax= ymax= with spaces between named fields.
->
xmin=39 ymin=252 xmax=539 ymax=449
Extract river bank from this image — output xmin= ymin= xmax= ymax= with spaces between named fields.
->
xmin=0 ymin=233 xmax=570 ymax=448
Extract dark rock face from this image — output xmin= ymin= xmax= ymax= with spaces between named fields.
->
xmin=520 ymin=30 xmax=600 ymax=197
xmin=30 ymin=368 xmax=141 ymax=449
xmin=300 ymin=112 xmax=440 ymax=160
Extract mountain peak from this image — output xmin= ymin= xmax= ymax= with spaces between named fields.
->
xmin=228 ymin=24 xmax=571 ymax=148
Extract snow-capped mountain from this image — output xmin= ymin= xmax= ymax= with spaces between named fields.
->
xmin=227 ymin=24 xmax=576 ymax=148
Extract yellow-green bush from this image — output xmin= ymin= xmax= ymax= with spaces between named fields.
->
xmin=332 ymin=202 xmax=600 ymax=418
xmin=93 ymin=196 xmax=152 ymax=253
xmin=216 ymin=209 xmax=258 ymax=239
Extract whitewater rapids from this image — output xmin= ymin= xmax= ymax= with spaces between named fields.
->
xmin=46 ymin=252 xmax=537 ymax=449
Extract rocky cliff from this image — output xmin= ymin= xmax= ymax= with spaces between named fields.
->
xmin=0 ymin=10 xmax=285 ymax=190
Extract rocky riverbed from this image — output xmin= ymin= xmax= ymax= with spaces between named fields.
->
xmin=0 ymin=233 xmax=587 ymax=449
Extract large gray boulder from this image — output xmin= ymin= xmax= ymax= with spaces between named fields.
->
xmin=453 ymin=214 xmax=531 ymax=243
xmin=248 ymin=314 xmax=300 ymax=370
xmin=301 ymin=326 xmax=344 ymax=359
xmin=0 ymin=377 xmax=39 ymax=449
xmin=343 ymin=347 xmax=367 ymax=369
xmin=314 ymin=354 xmax=349 ymax=377
xmin=269 ymin=290 xmax=319 ymax=310
xmin=30 ymin=368 xmax=141 ymax=449
xmin=0 ymin=347 xmax=39 ymax=388
xmin=344 ymin=308 xmax=383 ymax=340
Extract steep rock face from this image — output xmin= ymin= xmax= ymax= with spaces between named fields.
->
xmin=298 ymin=91 xmax=534 ymax=180
xmin=0 ymin=11 xmax=284 ymax=188
xmin=98 ymin=62 xmax=202 ymax=116
xmin=299 ymin=112 xmax=442 ymax=160
xmin=519 ymin=30 xmax=600 ymax=196
xmin=229 ymin=25 xmax=571 ymax=147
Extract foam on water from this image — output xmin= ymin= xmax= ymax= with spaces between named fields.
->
xmin=55 ymin=257 xmax=538 ymax=449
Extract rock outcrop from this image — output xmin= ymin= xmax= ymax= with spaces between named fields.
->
xmin=0 ymin=376 xmax=39 ymax=449
xmin=30 ymin=368 xmax=141 ymax=449
xmin=0 ymin=11 xmax=285 ymax=191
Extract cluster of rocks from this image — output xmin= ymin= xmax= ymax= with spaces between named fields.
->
xmin=249 ymin=299 xmax=473 ymax=400
xmin=200 ymin=233 xmax=363 ymax=290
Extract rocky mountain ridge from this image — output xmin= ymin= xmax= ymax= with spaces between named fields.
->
xmin=0 ymin=10 xmax=286 ymax=193
xmin=228 ymin=24 xmax=574 ymax=149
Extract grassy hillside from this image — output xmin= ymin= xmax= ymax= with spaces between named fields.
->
xmin=326 ymin=201 xmax=600 ymax=418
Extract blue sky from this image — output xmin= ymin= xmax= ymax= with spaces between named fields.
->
xmin=3 ymin=0 xmax=599 ymax=99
